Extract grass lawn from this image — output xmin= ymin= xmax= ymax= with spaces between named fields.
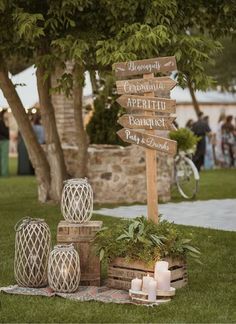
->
xmin=0 ymin=160 xmax=236 ymax=322
xmin=171 ymin=168 xmax=236 ymax=202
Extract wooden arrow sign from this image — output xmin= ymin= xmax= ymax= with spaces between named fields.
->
xmin=116 ymin=95 xmax=176 ymax=114
xmin=117 ymin=128 xmax=177 ymax=156
xmin=116 ymin=77 xmax=177 ymax=95
xmin=113 ymin=56 xmax=177 ymax=77
xmin=117 ymin=114 xmax=176 ymax=131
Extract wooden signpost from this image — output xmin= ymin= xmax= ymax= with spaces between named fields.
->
xmin=113 ymin=56 xmax=177 ymax=77
xmin=113 ymin=56 xmax=177 ymax=224
xmin=116 ymin=95 xmax=176 ymax=114
xmin=116 ymin=77 xmax=177 ymax=95
xmin=117 ymin=128 xmax=177 ymax=155
xmin=117 ymin=115 xmax=176 ymax=131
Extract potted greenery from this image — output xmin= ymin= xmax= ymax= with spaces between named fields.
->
xmin=169 ymin=128 xmax=200 ymax=154
xmin=95 ymin=216 xmax=201 ymax=290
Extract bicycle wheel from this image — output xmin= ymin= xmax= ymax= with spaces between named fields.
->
xmin=175 ymin=156 xmax=199 ymax=199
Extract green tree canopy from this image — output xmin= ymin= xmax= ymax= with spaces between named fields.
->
xmin=206 ymin=38 xmax=236 ymax=92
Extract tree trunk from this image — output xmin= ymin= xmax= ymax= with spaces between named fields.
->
xmin=36 ymin=66 xmax=68 ymax=201
xmin=187 ymin=78 xmax=201 ymax=117
xmin=89 ymin=69 xmax=99 ymax=95
xmin=73 ymin=64 xmax=89 ymax=178
xmin=0 ymin=64 xmax=51 ymax=202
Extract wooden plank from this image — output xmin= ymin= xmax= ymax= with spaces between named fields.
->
xmin=110 ymin=257 xmax=153 ymax=272
xmin=143 ymin=73 xmax=158 ymax=223
xmin=108 ymin=267 xmax=153 ymax=280
xmin=57 ymin=221 xmax=103 ymax=241
xmin=155 ymin=90 xmax=170 ymax=98
xmin=117 ymin=128 xmax=177 ymax=156
xmin=58 ymin=220 xmax=103 ymax=228
xmin=116 ymin=94 xmax=176 ymax=114
xmin=117 ymin=114 xmax=176 ymax=131
xmin=171 ymin=267 xmax=187 ymax=281
xmin=164 ymin=257 xmax=186 ymax=269
xmin=171 ymin=278 xmax=188 ymax=289
xmin=108 ymin=278 xmax=131 ymax=290
xmin=113 ymin=56 xmax=177 ymax=77
xmin=116 ymin=77 xmax=177 ymax=95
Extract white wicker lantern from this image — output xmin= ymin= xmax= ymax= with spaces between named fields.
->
xmin=14 ymin=218 xmax=51 ymax=288
xmin=48 ymin=244 xmax=80 ymax=293
xmin=61 ymin=178 xmax=93 ymax=223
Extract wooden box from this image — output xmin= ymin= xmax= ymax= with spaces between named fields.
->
xmin=108 ymin=257 xmax=187 ymax=290
xmin=57 ymin=220 xmax=103 ymax=286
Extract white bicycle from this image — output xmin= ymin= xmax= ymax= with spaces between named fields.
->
xmin=174 ymin=151 xmax=200 ymax=199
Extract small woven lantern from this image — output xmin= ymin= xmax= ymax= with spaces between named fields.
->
xmin=14 ymin=218 xmax=51 ymax=287
xmin=48 ymin=244 xmax=80 ymax=293
xmin=61 ymin=178 xmax=93 ymax=223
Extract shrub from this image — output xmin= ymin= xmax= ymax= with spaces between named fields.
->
xmin=169 ymin=128 xmax=200 ymax=153
xmin=86 ymin=73 xmax=128 ymax=146
xmin=94 ymin=216 xmax=201 ymax=265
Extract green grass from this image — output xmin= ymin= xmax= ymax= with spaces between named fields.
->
xmin=0 ymin=160 xmax=236 ymax=322
xmin=171 ymin=168 xmax=236 ymax=202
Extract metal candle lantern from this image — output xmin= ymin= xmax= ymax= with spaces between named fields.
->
xmin=14 ymin=218 xmax=51 ymax=287
xmin=61 ymin=178 xmax=93 ymax=223
xmin=48 ymin=244 xmax=80 ymax=293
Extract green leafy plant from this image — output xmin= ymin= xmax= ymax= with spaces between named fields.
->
xmin=94 ymin=216 xmax=201 ymax=265
xmin=86 ymin=73 xmax=127 ymax=146
xmin=169 ymin=128 xmax=200 ymax=153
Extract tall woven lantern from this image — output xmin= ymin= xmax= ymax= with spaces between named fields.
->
xmin=14 ymin=218 xmax=51 ymax=288
xmin=61 ymin=178 xmax=93 ymax=223
xmin=48 ymin=244 xmax=80 ymax=293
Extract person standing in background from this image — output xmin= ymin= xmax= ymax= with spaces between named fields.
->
xmin=203 ymin=116 xmax=214 ymax=169
xmin=32 ymin=115 xmax=45 ymax=144
xmin=215 ymin=113 xmax=226 ymax=167
xmin=0 ymin=109 xmax=9 ymax=176
xmin=222 ymin=115 xmax=235 ymax=167
xmin=185 ymin=119 xmax=194 ymax=130
xmin=192 ymin=112 xmax=211 ymax=171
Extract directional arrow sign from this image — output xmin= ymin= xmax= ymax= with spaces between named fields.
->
xmin=116 ymin=77 xmax=177 ymax=95
xmin=116 ymin=95 xmax=176 ymax=114
xmin=117 ymin=115 xmax=176 ymax=131
xmin=113 ymin=56 xmax=177 ymax=77
xmin=117 ymin=128 xmax=177 ymax=156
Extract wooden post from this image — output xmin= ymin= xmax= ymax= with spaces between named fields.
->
xmin=143 ymin=73 xmax=158 ymax=223
xmin=114 ymin=56 xmax=177 ymax=224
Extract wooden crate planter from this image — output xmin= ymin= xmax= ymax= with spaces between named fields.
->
xmin=57 ymin=220 xmax=102 ymax=286
xmin=108 ymin=257 xmax=187 ymax=290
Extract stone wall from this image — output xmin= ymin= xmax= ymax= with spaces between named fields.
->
xmin=51 ymin=64 xmax=173 ymax=204
xmin=63 ymin=144 xmax=173 ymax=204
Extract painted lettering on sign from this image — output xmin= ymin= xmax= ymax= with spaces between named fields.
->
xmin=118 ymin=114 xmax=176 ymax=130
xmin=116 ymin=77 xmax=177 ymax=95
xmin=116 ymin=95 xmax=176 ymax=114
xmin=127 ymin=97 xmax=165 ymax=110
xmin=117 ymin=128 xmax=177 ymax=155
xmin=113 ymin=56 xmax=177 ymax=77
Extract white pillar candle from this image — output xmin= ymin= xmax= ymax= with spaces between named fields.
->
xmin=154 ymin=261 xmax=169 ymax=280
xmin=156 ymin=270 xmax=171 ymax=291
xmin=131 ymin=277 xmax=142 ymax=291
xmin=148 ymin=280 xmax=157 ymax=302
xmin=142 ymin=274 xmax=154 ymax=292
